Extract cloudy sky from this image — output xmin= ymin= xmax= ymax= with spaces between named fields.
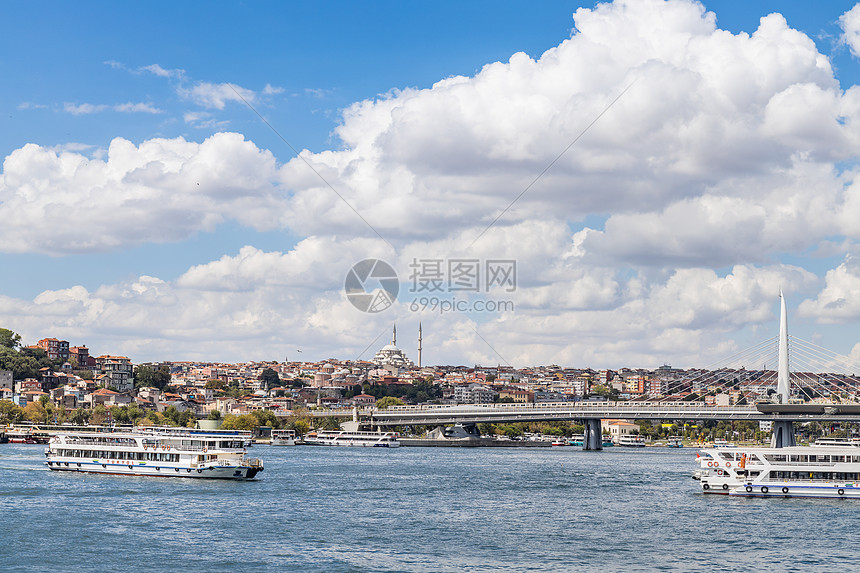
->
xmin=3 ymin=0 xmax=860 ymax=369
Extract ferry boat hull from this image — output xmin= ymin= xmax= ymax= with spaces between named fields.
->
xmin=45 ymin=459 xmax=261 ymax=479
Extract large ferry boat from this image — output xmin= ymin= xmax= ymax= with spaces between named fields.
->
xmin=694 ymin=445 xmax=860 ymax=498
xmin=44 ymin=427 xmax=264 ymax=479
xmin=270 ymin=429 xmax=296 ymax=446
xmin=303 ymin=430 xmax=400 ymax=447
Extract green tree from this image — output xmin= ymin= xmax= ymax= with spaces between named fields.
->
xmin=0 ymin=400 xmax=23 ymax=423
xmin=220 ymin=413 xmax=258 ymax=432
xmin=162 ymin=405 xmax=181 ymax=426
xmin=251 ymin=409 xmax=278 ymax=428
xmin=178 ymin=410 xmax=196 ymax=427
xmin=319 ymin=416 xmax=342 ymax=430
xmin=376 ymin=396 xmax=406 ymax=409
xmin=259 ymin=368 xmax=280 ymax=390
xmin=23 ymin=400 xmax=47 ymax=423
xmin=134 ymin=365 xmax=172 ymax=390
xmin=0 ymin=328 xmax=21 ymax=349
xmin=91 ymin=404 xmax=108 ymax=425
xmin=208 ymin=410 xmax=222 ymax=420
xmin=126 ymin=404 xmax=144 ymax=425
xmin=69 ymin=408 xmax=90 ymax=425
xmin=113 ymin=406 xmax=130 ymax=424
xmin=205 ymin=379 xmax=226 ymax=390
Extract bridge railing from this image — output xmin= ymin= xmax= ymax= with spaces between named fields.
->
xmin=361 ymin=401 xmax=757 ymax=415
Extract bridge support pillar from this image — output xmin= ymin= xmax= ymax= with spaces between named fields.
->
xmin=770 ymin=420 xmax=796 ymax=448
xmin=583 ymin=418 xmax=603 ymax=451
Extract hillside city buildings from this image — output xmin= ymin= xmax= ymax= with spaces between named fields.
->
xmin=1 ymin=327 xmax=854 ymax=421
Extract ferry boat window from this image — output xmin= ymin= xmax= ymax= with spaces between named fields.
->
xmin=814 ymin=455 xmax=830 ymax=463
xmin=832 ymin=455 xmax=846 ymax=463
xmin=789 ymin=455 xmax=808 ymax=463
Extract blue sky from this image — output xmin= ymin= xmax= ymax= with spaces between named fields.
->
xmin=3 ymin=0 xmax=860 ymax=368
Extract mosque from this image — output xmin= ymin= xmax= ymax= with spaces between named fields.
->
xmin=372 ymin=323 xmax=422 ymax=373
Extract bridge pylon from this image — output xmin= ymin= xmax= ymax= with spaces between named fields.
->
xmin=582 ymin=419 xmax=603 ymax=451
xmin=771 ymin=290 xmax=796 ymax=448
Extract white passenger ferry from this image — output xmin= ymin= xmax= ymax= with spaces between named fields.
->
xmin=694 ymin=446 xmax=860 ymax=498
xmin=45 ymin=427 xmax=264 ymax=479
xmin=270 ymin=429 xmax=296 ymax=446
xmin=616 ymin=435 xmax=646 ymax=447
xmin=814 ymin=438 xmax=860 ymax=447
xmin=303 ymin=430 xmax=400 ymax=448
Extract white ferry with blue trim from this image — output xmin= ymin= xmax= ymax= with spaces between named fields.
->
xmin=45 ymin=427 xmax=264 ymax=479
xmin=694 ymin=445 xmax=860 ymax=498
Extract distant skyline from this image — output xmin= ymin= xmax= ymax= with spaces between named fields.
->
xmin=3 ymin=1 xmax=860 ymax=369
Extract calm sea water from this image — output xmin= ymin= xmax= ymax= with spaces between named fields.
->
xmin=1 ymin=443 xmax=858 ymax=572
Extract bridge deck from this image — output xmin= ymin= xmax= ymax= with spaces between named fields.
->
xmin=311 ymin=401 xmax=860 ymax=426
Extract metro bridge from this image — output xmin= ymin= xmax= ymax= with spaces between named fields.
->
xmin=352 ymin=401 xmax=860 ymax=427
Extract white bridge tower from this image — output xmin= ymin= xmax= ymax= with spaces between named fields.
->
xmin=771 ymin=290 xmax=796 ymax=448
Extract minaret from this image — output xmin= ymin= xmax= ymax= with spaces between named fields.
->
xmin=392 ymin=323 xmax=396 ymax=346
xmin=418 ymin=323 xmax=423 ymax=368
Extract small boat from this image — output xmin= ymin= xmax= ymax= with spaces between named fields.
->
xmin=667 ymin=436 xmax=684 ymax=448
xmin=551 ymin=439 xmax=566 ymax=447
xmin=270 ymin=429 xmax=296 ymax=446
xmin=568 ymin=434 xmax=584 ymax=447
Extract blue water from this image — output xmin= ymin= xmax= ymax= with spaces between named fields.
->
xmin=1 ymin=444 xmax=859 ymax=572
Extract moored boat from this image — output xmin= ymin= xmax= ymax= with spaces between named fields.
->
xmin=44 ymin=427 xmax=263 ymax=479
xmin=7 ymin=430 xmax=39 ymax=444
xmin=667 ymin=436 xmax=683 ymax=448
xmin=270 ymin=429 xmax=296 ymax=446
xmin=303 ymin=430 xmax=400 ymax=448
xmin=616 ymin=435 xmax=646 ymax=447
